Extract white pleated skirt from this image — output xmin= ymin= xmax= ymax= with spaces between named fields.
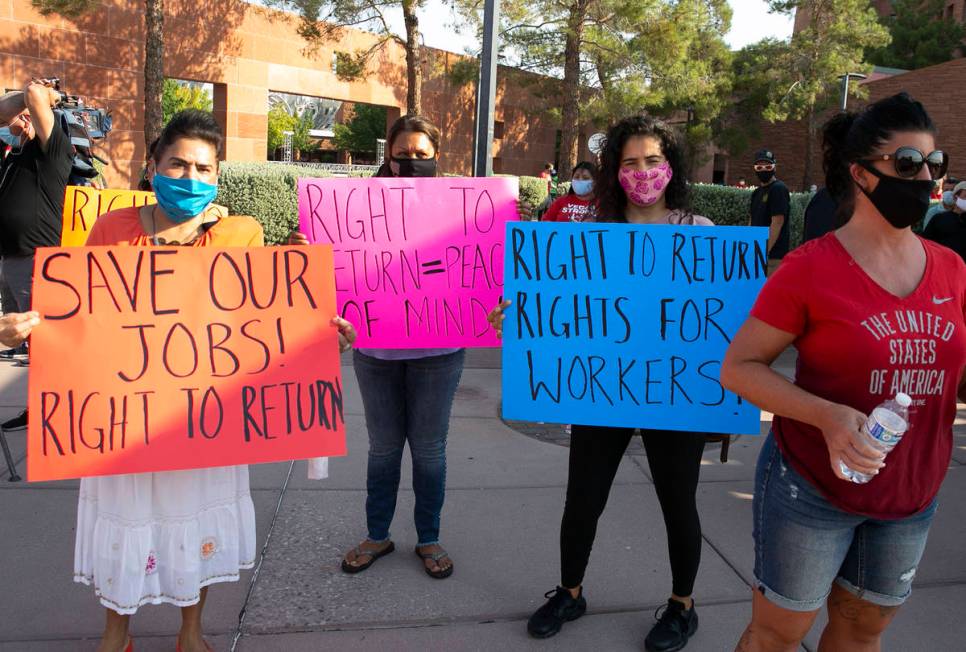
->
xmin=73 ymin=466 xmax=256 ymax=615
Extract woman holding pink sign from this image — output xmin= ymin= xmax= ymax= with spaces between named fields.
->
xmin=291 ymin=115 xmax=464 ymax=579
xmin=490 ymin=115 xmax=714 ymax=652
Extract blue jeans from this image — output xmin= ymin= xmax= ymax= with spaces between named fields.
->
xmin=353 ymin=349 xmax=465 ymax=546
xmin=753 ymin=433 xmax=938 ymax=612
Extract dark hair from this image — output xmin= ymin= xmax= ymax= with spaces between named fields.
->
xmin=374 ymin=115 xmax=441 ymax=177
xmin=596 ymin=115 xmax=691 ymax=222
xmin=567 ymin=161 xmax=597 ymax=195
xmin=137 ymin=137 xmax=160 ymax=191
xmin=153 ymin=109 xmax=223 ymax=163
xmin=822 ymin=92 xmax=936 ymax=221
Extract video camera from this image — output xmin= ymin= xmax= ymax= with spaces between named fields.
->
xmin=4 ymin=78 xmax=113 ymax=184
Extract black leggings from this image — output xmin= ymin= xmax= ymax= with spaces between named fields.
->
xmin=559 ymin=425 xmax=706 ymax=597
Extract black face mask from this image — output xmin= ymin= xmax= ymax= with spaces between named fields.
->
xmin=858 ymin=163 xmax=933 ymax=229
xmin=756 ymin=170 xmax=775 ymax=184
xmin=392 ymin=157 xmax=437 ymax=178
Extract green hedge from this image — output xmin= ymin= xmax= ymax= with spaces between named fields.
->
xmin=690 ymin=183 xmax=813 ymax=249
xmin=218 ymin=162 xmax=552 ymax=243
xmin=216 ymin=163 xmax=814 ymax=248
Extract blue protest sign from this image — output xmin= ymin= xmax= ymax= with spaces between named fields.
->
xmin=501 ymin=221 xmax=768 ymax=434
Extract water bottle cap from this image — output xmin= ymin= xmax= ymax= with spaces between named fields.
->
xmin=895 ymin=393 xmax=912 ymax=407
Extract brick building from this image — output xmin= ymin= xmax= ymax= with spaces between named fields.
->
xmin=730 ymin=57 xmax=966 ymax=190
xmin=795 ymin=0 xmax=966 ymax=32
xmin=0 ymin=0 xmax=594 ymax=188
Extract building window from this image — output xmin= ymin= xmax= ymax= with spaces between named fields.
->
xmin=493 ymin=120 xmax=504 ymax=139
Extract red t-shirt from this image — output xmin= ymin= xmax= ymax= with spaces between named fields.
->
xmin=541 ymin=194 xmax=595 ymax=223
xmin=751 ymin=234 xmax=966 ymax=519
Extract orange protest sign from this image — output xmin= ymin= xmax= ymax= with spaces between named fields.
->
xmin=27 ymin=246 xmax=346 ymax=481
xmin=61 ymin=186 xmax=156 ymax=246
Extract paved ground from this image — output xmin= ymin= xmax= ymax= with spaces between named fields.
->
xmin=1 ymin=348 xmax=964 ymax=651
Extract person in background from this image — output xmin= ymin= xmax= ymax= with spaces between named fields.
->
xmin=540 ymin=161 xmax=596 ymax=223
xmin=923 ymin=189 xmax=955 ymax=230
xmin=0 ymin=79 xmax=73 ymax=360
xmin=492 ymin=115 xmax=714 ymax=652
xmin=802 ymin=186 xmax=839 ymax=243
xmin=923 ymin=180 xmax=966 ymax=261
xmin=722 ymin=92 xmax=963 ymax=652
xmin=748 ymin=149 xmax=791 ymax=275
xmin=736 ymin=177 xmax=748 ymax=188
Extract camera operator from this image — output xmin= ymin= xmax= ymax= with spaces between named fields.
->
xmin=0 ymin=79 xmax=74 ymax=323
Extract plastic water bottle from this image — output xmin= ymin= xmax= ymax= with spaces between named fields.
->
xmin=839 ymin=393 xmax=911 ymax=484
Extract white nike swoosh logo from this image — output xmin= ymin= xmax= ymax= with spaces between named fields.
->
xmin=933 ymin=296 xmax=953 ymax=305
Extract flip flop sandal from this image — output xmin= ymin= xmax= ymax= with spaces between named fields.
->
xmin=415 ymin=546 xmax=454 ymax=579
xmin=340 ymin=541 xmax=395 ymax=574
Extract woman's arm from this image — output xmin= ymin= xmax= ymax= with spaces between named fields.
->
xmin=721 ymin=316 xmax=885 ymax=480
xmin=0 ymin=312 xmax=40 ymax=348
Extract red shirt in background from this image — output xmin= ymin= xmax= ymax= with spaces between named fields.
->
xmin=751 ymin=234 xmax=966 ymax=519
xmin=541 ymin=194 xmax=595 ymax=223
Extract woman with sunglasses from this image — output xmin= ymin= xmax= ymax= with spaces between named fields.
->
xmin=721 ymin=93 xmax=966 ymax=651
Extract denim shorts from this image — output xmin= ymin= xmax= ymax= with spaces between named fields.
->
xmin=753 ymin=433 xmax=938 ymax=612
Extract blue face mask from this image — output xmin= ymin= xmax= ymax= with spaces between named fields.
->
xmin=571 ymin=179 xmax=593 ymax=196
xmin=151 ymin=173 xmax=218 ymax=223
xmin=0 ymin=127 xmax=21 ymax=149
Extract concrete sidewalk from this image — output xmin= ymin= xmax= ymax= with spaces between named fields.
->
xmin=1 ymin=349 xmax=965 ymax=651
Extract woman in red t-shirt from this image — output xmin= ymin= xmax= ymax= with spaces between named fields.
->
xmin=541 ymin=161 xmax=597 ymax=223
xmin=722 ymin=93 xmax=966 ymax=650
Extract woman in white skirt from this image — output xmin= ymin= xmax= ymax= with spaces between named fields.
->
xmin=16 ymin=110 xmax=355 ymax=652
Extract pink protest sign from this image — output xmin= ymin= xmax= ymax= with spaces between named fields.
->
xmin=297 ymin=176 xmax=517 ymax=348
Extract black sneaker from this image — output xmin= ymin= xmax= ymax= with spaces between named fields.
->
xmin=644 ymin=599 xmax=698 ymax=652
xmin=527 ymin=586 xmax=587 ymax=639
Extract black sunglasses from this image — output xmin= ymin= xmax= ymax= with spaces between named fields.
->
xmin=859 ymin=147 xmax=948 ymax=180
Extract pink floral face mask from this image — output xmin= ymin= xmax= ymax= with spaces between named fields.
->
xmin=619 ymin=162 xmax=673 ymax=206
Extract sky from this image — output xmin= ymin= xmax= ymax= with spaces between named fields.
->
xmin=400 ymin=0 xmax=795 ymax=56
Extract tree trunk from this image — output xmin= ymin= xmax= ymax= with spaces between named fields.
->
xmin=402 ymin=0 xmax=422 ymax=115
xmin=144 ymin=0 xmax=164 ymax=151
xmin=560 ymin=1 xmax=588 ymax=175
xmin=801 ymin=105 xmax=816 ymax=190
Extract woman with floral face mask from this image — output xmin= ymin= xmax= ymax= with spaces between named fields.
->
xmin=540 ymin=161 xmax=597 ymax=222
xmin=22 ymin=110 xmax=357 ymax=652
xmin=490 ymin=115 xmax=713 ymax=652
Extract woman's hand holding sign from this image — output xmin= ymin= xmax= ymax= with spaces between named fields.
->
xmin=333 ymin=316 xmax=357 ymax=353
xmin=0 ymin=311 xmax=40 ymax=348
xmin=288 ymin=230 xmax=309 ymax=246
xmin=487 ymin=300 xmax=512 ymax=339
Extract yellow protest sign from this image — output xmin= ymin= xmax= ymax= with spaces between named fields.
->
xmin=61 ymin=186 xmax=155 ymax=246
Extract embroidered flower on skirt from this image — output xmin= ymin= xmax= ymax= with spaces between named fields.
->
xmin=200 ymin=537 xmax=218 ymax=560
xmin=145 ymin=551 xmax=158 ymax=575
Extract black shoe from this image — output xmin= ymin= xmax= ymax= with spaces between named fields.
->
xmin=0 ymin=344 xmax=22 ymax=359
xmin=644 ymin=599 xmax=698 ymax=652
xmin=527 ymin=586 xmax=587 ymax=639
